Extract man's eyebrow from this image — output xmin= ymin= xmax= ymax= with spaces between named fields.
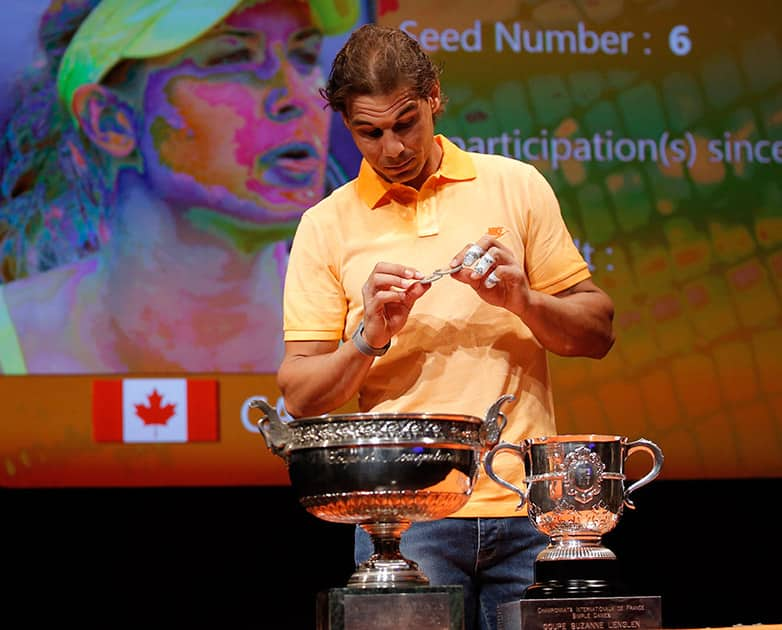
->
xmin=350 ymin=101 xmax=419 ymax=127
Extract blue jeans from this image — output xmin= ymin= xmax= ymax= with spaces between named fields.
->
xmin=354 ymin=517 xmax=547 ymax=630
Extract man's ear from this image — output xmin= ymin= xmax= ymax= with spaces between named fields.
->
xmin=71 ymin=84 xmax=137 ymax=158
xmin=428 ymin=82 xmax=442 ymax=113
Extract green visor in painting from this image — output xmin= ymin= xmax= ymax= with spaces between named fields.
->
xmin=56 ymin=0 xmax=359 ymax=118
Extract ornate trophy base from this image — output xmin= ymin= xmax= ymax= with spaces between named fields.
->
xmin=317 ymin=586 xmax=464 ymax=630
xmin=524 ymin=559 xmax=626 ymax=599
xmin=346 ymin=521 xmax=430 ymax=588
xmin=348 ymin=556 xmax=430 ymax=588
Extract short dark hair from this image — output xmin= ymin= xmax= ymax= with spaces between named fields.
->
xmin=320 ymin=24 xmax=447 ymax=119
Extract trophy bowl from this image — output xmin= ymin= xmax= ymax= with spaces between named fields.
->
xmin=250 ymin=395 xmax=514 ymax=588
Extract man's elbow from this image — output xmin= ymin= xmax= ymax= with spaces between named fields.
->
xmin=591 ymin=330 xmax=616 ymax=359
xmin=555 ymin=332 xmax=614 ymax=359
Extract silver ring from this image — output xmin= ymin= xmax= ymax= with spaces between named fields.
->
xmin=473 ymin=253 xmax=496 ymax=276
xmin=485 ymin=271 xmax=500 ymax=288
xmin=463 ymin=244 xmax=485 ymax=267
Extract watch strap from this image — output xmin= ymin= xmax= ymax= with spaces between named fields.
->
xmin=352 ymin=321 xmax=390 ymax=357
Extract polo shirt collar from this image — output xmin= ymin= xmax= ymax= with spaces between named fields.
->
xmin=356 ymin=134 xmax=476 ymax=209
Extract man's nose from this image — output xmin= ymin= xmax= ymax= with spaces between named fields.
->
xmin=381 ymin=131 xmax=404 ymax=157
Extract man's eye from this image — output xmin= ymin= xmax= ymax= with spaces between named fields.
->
xmin=356 ymin=128 xmax=382 ymax=139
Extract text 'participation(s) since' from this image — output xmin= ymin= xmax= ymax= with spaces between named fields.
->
xmin=449 ymin=130 xmax=782 ymax=171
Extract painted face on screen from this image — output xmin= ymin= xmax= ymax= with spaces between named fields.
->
xmin=132 ymin=0 xmax=329 ymax=223
xmin=344 ymin=83 xmax=441 ymax=190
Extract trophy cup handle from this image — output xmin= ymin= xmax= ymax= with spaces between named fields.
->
xmin=483 ymin=441 xmax=529 ymax=510
xmin=623 ymin=438 xmax=664 ymax=509
xmin=250 ymin=398 xmax=292 ymax=459
xmin=479 ymin=394 xmax=516 ymax=448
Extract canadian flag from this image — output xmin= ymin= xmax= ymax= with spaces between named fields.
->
xmin=92 ymin=379 xmax=219 ymax=443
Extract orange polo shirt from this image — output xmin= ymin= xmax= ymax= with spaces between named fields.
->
xmin=283 ymin=135 xmax=590 ymax=517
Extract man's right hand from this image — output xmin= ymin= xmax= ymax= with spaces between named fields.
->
xmin=360 ymin=262 xmax=429 ymax=348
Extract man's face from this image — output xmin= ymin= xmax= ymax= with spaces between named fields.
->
xmin=343 ymin=83 xmax=440 ymax=191
xmin=135 ymin=0 xmax=330 ymax=224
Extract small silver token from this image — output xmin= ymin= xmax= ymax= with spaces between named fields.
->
xmin=418 ymin=264 xmax=463 ymax=284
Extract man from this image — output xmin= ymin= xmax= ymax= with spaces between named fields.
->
xmin=277 ymin=23 xmax=615 ymax=630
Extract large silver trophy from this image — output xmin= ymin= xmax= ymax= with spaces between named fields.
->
xmin=484 ymin=434 xmax=663 ymax=597
xmin=252 ymin=395 xmax=514 ymax=589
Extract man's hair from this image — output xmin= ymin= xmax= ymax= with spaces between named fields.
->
xmin=321 ymin=24 xmax=448 ymax=119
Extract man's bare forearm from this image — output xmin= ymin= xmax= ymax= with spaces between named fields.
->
xmin=277 ymin=339 xmax=375 ymax=418
xmin=520 ymin=283 xmax=615 ymax=359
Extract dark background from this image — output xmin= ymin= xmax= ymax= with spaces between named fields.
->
xmin=3 ymin=478 xmax=779 ymax=628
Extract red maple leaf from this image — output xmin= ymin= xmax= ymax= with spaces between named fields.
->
xmin=377 ymin=0 xmax=399 ymax=17
xmin=135 ymin=389 xmax=176 ymax=426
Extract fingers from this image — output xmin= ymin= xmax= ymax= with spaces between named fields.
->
xmin=361 ymin=264 xmax=429 ymax=345
xmin=471 ymin=250 xmax=501 ymax=289
xmin=457 ymin=241 xmax=502 ymax=289
xmin=458 ymin=235 xmax=505 ymax=270
xmin=366 ymin=263 xmax=424 ymax=293
xmin=472 ymin=252 xmax=495 ymax=276
xmin=462 ymin=244 xmax=485 ymax=267
xmin=362 ymin=265 xmax=429 ymax=313
xmin=485 ymin=270 xmax=500 ymax=288
xmin=463 ymin=244 xmax=500 ymax=289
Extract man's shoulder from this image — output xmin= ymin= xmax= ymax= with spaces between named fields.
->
xmin=466 ymin=149 xmax=541 ymax=180
xmin=469 ymin=149 xmax=533 ymax=169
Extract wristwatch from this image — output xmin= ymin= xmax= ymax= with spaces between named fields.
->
xmin=352 ymin=321 xmax=390 ymax=357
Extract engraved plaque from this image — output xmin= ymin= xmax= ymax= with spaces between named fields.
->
xmin=497 ymin=595 xmax=662 ymax=630
xmin=317 ymin=586 xmax=464 ymax=630
xmin=345 ymin=592 xmax=449 ymax=629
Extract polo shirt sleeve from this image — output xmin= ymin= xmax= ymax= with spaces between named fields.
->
xmin=522 ymin=164 xmax=591 ymax=295
xmin=283 ymin=211 xmax=348 ymax=342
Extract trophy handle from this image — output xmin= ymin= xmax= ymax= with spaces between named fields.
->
xmin=250 ymin=398 xmax=292 ymax=459
xmin=623 ymin=438 xmax=664 ymax=509
xmin=483 ymin=441 xmax=529 ymax=510
xmin=479 ymin=393 xmax=516 ymax=448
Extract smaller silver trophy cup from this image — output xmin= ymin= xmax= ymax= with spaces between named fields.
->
xmin=484 ymin=434 xmax=663 ymax=597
